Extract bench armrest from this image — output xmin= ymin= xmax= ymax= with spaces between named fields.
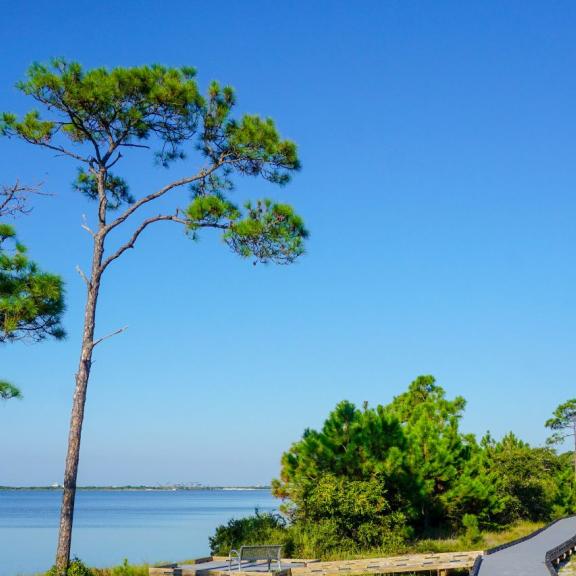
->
xmin=228 ymin=550 xmax=241 ymax=572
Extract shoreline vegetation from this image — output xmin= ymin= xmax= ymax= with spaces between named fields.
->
xmin=1 ymin=485 xmax=271 ymax=491
xmin=206 ymin=378 xmax=576 ymax=562
xmin=33 ymin=520 xmax=550 ymax=575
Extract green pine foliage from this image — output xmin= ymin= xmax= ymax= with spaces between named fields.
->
xmin=0 ymin=214 xmax=65 ymax=402
xmin=73 ymin=169 xmax=134 ymax=211
xmin=0 ymin=379 xmax=22 ymax=400
xmin=223 ymin=201 xmax=307 ymax=264
xmin=0 ymin=223 xmax=65 ymax=343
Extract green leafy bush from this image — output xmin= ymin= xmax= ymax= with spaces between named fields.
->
xmin=46 ymin=557 xmax=94 ymax=576
xmin=294 ymin=474 xmax=409 ymax=554
xmin=209 ymin=510 xmax=288 ymax=555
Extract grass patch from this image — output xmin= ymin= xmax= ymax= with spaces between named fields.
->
xmin=481 ymin=520 xmax=545 ymax=549
xmin=304 ymin=520 xmax=545 ymax=560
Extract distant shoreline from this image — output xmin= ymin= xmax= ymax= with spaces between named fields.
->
xmin=0 ymin=485 xmax=271 ymax=491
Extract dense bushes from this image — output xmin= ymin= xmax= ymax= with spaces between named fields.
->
xmin=295 ymin=474 xmax=409 ymax=551
xmin=210 ymin=511 xmax=288 ymax=555
xmin=211 ymin=376 xmax=576 ymax=558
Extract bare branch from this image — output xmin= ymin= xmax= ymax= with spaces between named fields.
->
xmin=81 ymin=214 xmax=95 ymax=237
xmin=75 ymin=265 xmax=90 ymax=287
xmin=0 ymin=180 xmax=50 ymax=217
xmin=93 ymin=326 xmax=128 ymax=348
xmin=120 ymin=142 xmax=151 ymax=150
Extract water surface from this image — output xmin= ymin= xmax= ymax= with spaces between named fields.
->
xmin=0 ymin=489 xmax=276 ymax=576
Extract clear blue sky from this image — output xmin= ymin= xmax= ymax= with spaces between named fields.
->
xmin=2 ymin=0 xmax=576 ymax=486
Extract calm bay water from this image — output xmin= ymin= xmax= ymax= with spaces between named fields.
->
xmin=0 ymin=489 xmax=277 ymax=576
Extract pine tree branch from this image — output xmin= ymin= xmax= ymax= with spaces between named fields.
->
xmin=31 ymin=92 xmax=104 ymax=165
xmin=120 ymin=142 xmax=151 ymax=150
xmin=4 ymin=115 xmax=92 ymax=163
xmin=107 ymin=152 xmax=123 ymax=169
xmin=104 ymin=157 xmax=228 ymax=234
xmin=100 ymin=212 xmax=228 ymax=272
xmin=28 ymin=138 xmax=91 ymax=164
xmin=100 ymin=214 xmax=188 ymax=271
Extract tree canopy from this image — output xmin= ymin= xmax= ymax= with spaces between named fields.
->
xmin=1 ymin=60 xmax=307 ymax=265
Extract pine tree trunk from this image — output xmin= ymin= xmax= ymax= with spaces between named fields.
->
xmin=55 ymin=171 xmax=107 ymax=575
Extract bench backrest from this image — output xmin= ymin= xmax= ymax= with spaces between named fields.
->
xmin=239 ymin=545 xmax=282 ymax=562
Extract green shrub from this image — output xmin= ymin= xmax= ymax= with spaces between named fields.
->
xmin=209 ymin=510 xmax=288 ymax=555
xmin=46 ymin=558 xmax=94 ymax=576
xmin=209 ymin=486 xmax=408 ymax=560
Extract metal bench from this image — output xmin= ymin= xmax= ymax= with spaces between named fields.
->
xmin=228 ymin=545 xmax=283 ymax=572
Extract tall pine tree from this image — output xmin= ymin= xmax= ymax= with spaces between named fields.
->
xmin=1 ymin=60 xmax=307 ymax=574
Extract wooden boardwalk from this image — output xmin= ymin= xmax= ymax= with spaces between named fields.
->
xmin=291 ymin=552 xmax=481 ymax=575
xmin=150 ymin=551 xmax=481 ymax=576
